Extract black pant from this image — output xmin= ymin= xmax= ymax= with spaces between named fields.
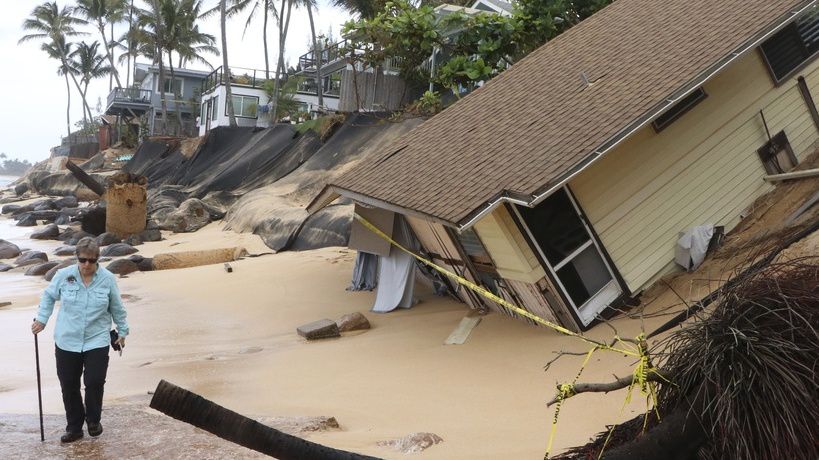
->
xmin=55 ymin=345 xmax=109 ymax=433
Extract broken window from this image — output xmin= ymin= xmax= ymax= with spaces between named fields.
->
xmin=760 ymin=7 xmax=819 ymax=82
xmin=757 ymin=131 xmax=798 ymax=175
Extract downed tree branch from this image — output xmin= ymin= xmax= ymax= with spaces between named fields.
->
xmin=547 ymin=369 xmax=672 ymax=407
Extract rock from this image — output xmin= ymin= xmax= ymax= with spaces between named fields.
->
xmin=16 ymin=214 xmax=37 ymax=226
xmin=54 ymin=215 xmax=71 ymax=225
xmin=0 ymin=240 xmax=21 ymax=259
xmin=377 ymin=433 xmax=444 ymax=454
xmin=27 ymin=210 xmax=60 ymax=222
xmin=255 ymin=416 xmax=340 ymax=436
xmin=1 ymin=204 xmax=22 ymax=215
xmin=124 ymin=234 xmax=143 ymax=246
xmin=107 ymin=259 xmax=139 ymax=276
xmin=0 ymin=263 xmax=13 ymax=272
xmin=25 ymin=261 xmax=60 ymax=276
xmin=97 ymin=232 xmax=121 ymax=246
xmin=33 ymin=200 xmax=56 ymax=211
xmin=54 ymin=196 xmax=79 ymax=208
xmin=140 ymin=228 xmax=162 ymax=242
xmin=64 ymin=230 xmax=95 ymax=245
xmin=296 ymin=319 xmax=341 ymax=340
xmin=79 ymin=206 xmax=106 ymax=235
xmin=45 ymin=259 xmax=76 ymax=281
xmin=60 ymin=207 xmax=83 ymax=218
xmin=127 ymin=254 xmax=145 ymax=263
xmin=136 ymin=258 xmax=153 ymax=271
xmin=54 ymin=246 xmax=76 ymax=256
xmin=15 ymin=251 xmax=48 ymax=266
xmin=11 ymin=204 xmax=35 ymax=216
xmin=160 ymin=198 xmax=211 ymax=233
xmin=336 ymin=312 xmax=371 ymax=332
xmin=99 ymin=257 xmax=112 ymax=263
xmin=31 ymin=224 xmax=60 ymax=240
xmin=14 ymin=183 xmax=28 ymax=196
xmin=101 ymin=243 xmax=138 ymax=257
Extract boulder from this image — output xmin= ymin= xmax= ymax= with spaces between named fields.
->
xmin=33 ymin=199 xmax=57 ymax=211
xmin=0 ymin=239 xmax=21 ymax=259
xmin=79 ymin=206 xmax=106 ymax=235
xmin=54 ymin=215 xmax=71 ymax=225
xmin=123 ymin=234 xmax=143 ymax=246
xmin=66 ymin=231 xmax=96 ymax=246
xmin=14 ymin=183 xmax=28 ymax=197
xmin=140 ymin=228 xmax=162 ymax=242
xmin=11 ymin=204 xmax=35 ymax=216
xmin=16 ymin=214 xmax=37 ymax=226
xmin=54 ymin=246 xmax=76 ymax=256
xmin=107 ymin=259 xmax=139 ymax=276
xmin=296 ymin=319 xmax=341 ymax=340
xmin=31 ymin=224 xmax=60 ymax=240
xmin=26 ymin=261 xmax=60 ymax=276
xmin=1 ymin=204 xmax=22 ymax=215
xmin=27 ymin=210 xmax=60 ymax=222
xmin=377 ymin=433 xmax=444 ymax=454
xmin=54 ymin=196 xmax=79 ymax=209
xmin=45 ymin=259 xmax=75 ymax=281
xmin=128 ymin=254 xmax=145 ymax=263
xmin=97 ymin=232 xmax=121 ymax=247
xmin=15 ymin=251 xmax=48 ymax=266
xmin=101 ymin=243 xmax=138 ymax=257
xmin=136 ymin=257 xmax=154 ymax=272
xmin=336 ymin=312 xmax=371 ymax=332
xmin=160 ymin=198 xmax=211 ymax=233
xmin=0 ymin=263 xmax=13 ymax=272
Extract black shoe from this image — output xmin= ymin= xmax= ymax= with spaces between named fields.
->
xmin=60 ymin=431 xmax=84 ymax=443
xmin=87 ymin=421 xmax=103 ymax=437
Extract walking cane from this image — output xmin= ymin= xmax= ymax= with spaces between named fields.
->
xmin=33 ymin=319 xmax=44 ymax=442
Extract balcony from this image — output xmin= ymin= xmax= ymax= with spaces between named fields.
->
xmin=105 ymin=87 xmax=152 ymax=116
xmin=203 ymin=66 xmax=270 ymax=93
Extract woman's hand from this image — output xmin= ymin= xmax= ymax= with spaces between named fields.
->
xmin=31 ymin=320 xmax=45 ymax=334
xmin=115 ymin=336 xmax=125 ymax=348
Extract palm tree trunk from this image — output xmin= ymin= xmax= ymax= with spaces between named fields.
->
xmin=221 ymin=0 xmax=237 ymax=127
xmin=168 ymin=52 xmax=185 ymax=135
xmin=158 ymin=57 xmax=169 ymax=135
xmin=306 ymin=3 xmax=323 ymax=110
xmin=270 ymin=0 xmax=293 ymax=120
xmin=126 ymin=0 xmax=134 ymax=88
xmin=63 ymin=73 xmax=72 ymax=138
xmin=81 ymin=83 xmax=91 ymax=129
xmin=263 ymin=0 xmax=270 ymax=80
xmin=149 ymin=380 xmax=381 ymax=460
xmin=99 ymin=21 xmax=122 ymax=89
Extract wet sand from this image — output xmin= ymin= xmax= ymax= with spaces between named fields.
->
xmin=1 ymin=216 xmax=670 ymax=459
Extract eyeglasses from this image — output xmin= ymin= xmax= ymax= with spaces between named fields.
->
xmin=78 ymin=258 xmax=98 ymax=264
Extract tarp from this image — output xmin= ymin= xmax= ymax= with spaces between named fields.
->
xmin=675 ymin=224 xmax=715 ymax=272
xmin=348 ymin=251 xmax=379 ymax=291
xmin=372 ymin=215 xmax=420 ymax=313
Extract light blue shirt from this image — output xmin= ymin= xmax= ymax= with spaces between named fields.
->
xmin=37 ymin=265 xmax=129 ymax=353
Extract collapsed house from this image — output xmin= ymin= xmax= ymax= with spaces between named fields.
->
xmin=308 ymin=0 xmax=819 ymax=331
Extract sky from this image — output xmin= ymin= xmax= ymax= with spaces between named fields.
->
xmin=0 ymin=0 xmax=352 ymax=165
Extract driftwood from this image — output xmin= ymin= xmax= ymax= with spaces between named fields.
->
xmin=149 ymin=380 xmax=381 ymax=460
xmin=65 ymin=160 xmax=106 ymax=197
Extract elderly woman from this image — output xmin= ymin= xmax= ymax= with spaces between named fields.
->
xmin=31 ymin=237 xmax=129 ymax=443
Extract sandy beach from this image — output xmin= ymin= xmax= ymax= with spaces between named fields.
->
xmin=0 ymin=212 xmax=665 ymax=459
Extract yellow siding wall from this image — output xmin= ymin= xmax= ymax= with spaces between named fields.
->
xmin=473 ymin=206 xmax=546 ymax=284
xmin=571 ymin=51 xmax=819 ymax=292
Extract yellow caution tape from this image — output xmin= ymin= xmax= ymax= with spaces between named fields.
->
xmin=353 ymin=213 xmax=666 ymax=458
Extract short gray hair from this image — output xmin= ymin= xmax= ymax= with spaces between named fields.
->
xmin=75 ymin=237 xmax=100 ymax=257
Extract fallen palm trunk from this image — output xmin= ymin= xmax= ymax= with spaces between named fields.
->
xmin=152 ymin=247 xmax=248 ymax=270
xmin=149 ymin=380 xmax=381 ymax=460
xmin=65 ymin=160 xmax=106 ymax=197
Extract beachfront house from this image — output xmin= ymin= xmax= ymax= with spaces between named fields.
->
xmin=198 ymin=66 xmax=342 ymax=136
xmin=105 ymin=63 xmax=210 ymax=137
xmin=309 ymin=0 xmax=819 ymax=332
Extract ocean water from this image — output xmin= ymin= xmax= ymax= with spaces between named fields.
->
xmin=0 ymin=175 xmax=17 ymax=187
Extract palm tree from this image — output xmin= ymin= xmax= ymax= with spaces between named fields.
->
xmin=331 ymin=0 xmax=382 ymax=19
xmin=19 ymin=2 xmax=88 ymax=137
xmin=304 ymin=0 xmax=323 ymax=109
xmin=75 ymin=0 xmax=125 ymax=90
xmin=269 ymin=0 xmax=294 ymax=120
xmin=69 ymin=41 xmax=113 ymax=129
xmin=134 ymin=0 xmax=171 ymax=133
xmin=220 ymin=0 xmax=238 ymax=127
xmin=205 ymin=0 xmax=278 ymax=80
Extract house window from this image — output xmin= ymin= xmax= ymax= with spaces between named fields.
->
xmin=456 ymin=228 xmax=496 ymax=273
xmin=160 ymin=77 xmax=183 ymax=95
xmin=211 ymin=96 xmax=218 ymax=121
xmin=757 ymin=131 xmax=798 ymax=174
xmin=228 ymin=94 xmax=259 ymax=118
xmin=652 ymin=87 xmax=707 ymax=132
xmin=760 ymin=8 xmax=819 ymax=82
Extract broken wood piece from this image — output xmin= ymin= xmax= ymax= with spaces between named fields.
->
xmin=149 ymin=380 xmax=379 ymax=460
xmin=151 ymin=247 xmax=248 ymax=270
xmin=224 ymin=263 xmax=232 ymax=273
xmin=297 ymin=319 xmax=341 ymax=340
xmin=65 ymin=160 xmax=106 ymax=196
xmin=763 ymin=167 xmax=819 ymax=182
xmin=444 ymin=315 xmax=482 ymax=345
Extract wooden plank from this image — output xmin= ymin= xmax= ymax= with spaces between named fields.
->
xmin=444 ymin=315 xmax=482 ymax=345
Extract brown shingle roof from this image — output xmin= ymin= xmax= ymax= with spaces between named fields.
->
xmin=323 ymin=0 xmax=811 ymax=227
